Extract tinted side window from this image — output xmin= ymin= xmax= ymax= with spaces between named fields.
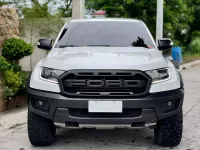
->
xmin=55 ymin=21 xmax=155 ymax=48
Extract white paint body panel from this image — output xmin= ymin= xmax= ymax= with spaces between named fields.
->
xmin=30 ymin=59 xmax=60 ymax=93
xmin=43 ymin=47 xmax=166 ymax=71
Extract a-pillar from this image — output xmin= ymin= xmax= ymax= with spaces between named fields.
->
xmin=72 ymin=0 xmax=85 ymax=19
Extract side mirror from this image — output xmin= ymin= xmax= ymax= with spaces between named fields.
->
xmin=157 ymin=38 xmax=173 ymax=50
xmin=37 ymin=39 xmax=53 ymax=50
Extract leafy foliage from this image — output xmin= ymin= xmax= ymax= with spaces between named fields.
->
xmin=22 ymin=0 xmax=53 ymax=18
xmin=0 ymin=56 xmax=10 ymax=72
xmin=186 ymin=0 xmax=200 ymax=45
xmin=2 ymin=70 xmax=22 ymax=98
xmin=2 ymin=38 xmax=33 ymax=60
xmin=17 ymin=71 xmax=29 ymax=95
xmin=9 ymin=62 xmax=22 ymax=72
xmin=0 ymin=63 xmax=29 ymax=99
xmin=21 ymin=0 xmax=74 ymax=18
xmin=87 ymin=0 xmax=194 ymax=47
xmin=0 ymin=37 xmax=32 ymax=99
xmin=2 ymin=86 xmax=15 ymax=99
xmin=0 ymin=1 xmax=10 ymax=6
xmin=189 ymin=38 xmax=200 ymax=53
xmin=56 ymin=0 xmax=72 ymax=17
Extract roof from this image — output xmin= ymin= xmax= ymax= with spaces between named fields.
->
xmin=70 ymin=18 xmax=141 ymax=23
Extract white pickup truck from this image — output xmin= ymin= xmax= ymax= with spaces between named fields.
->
xmin=27 ymin=18 xmax=184 ymax=147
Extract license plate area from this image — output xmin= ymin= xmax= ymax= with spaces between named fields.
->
xmin=88 ymin=101 xmax=122 ymax=113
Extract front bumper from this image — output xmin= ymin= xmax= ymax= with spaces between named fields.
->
xmin=28 ymin=88 xmax=184 ymax=127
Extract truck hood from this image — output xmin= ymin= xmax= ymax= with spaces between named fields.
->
xmin=42 ymin=47 xmax=167 ymax=71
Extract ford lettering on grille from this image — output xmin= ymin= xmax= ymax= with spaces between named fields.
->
xmin=59 ymin=70 xmax=151 ymax=98
xmin=65 ymin=80 xmax=145 ymax=88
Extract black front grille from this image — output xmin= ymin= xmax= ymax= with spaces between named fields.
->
xmin=68 ymin=108 xmax=142 ymax=118
xmin=59 ymin=70 xmax=151 ymax=98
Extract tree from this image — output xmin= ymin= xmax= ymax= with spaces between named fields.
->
xmin=22 ymin=0 xmax=53 ymax=18
xmin=56 ymin=0 xmax=72 ymax=17
xmin=87 ymin=0 xmax=194 ymax=47
xmin=186 ymin=0 xmax=200 ymax=44
xmin=164 ymin=0 xmax=193 ymax=46
xmin=0 ymin=1 xmax=10 ymax=6
xmin=0 ymin=0 xmax=27 ymax=9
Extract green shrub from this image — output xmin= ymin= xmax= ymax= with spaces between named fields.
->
xmin=9 ymin=62 xmax=22 ymax=72
xmin=2 ymin=86 xmax=15 ymax=99
xmin=19 ymin=72 xmax=29 ymax=88
xmin=189 ymin=37 xmax=200 ymax=54
xmin=2 ymin=70 xmax=22 ymax=98
xmin=191 ymin=31 xmax=200 ymax=40
xmin=16 ymin=71 xmax=29 ymax=95
xmin=0 ymin=38 xmax=33 ymax=99
xmin=0 ymin=56 xmax=10 ymax=72
xmin=2 ymin=38 xmax=33 ymax=60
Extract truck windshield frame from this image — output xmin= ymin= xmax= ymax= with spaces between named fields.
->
xmin=55 ymin=21 xmax=155 ymax=49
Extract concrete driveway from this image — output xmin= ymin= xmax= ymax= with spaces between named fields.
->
xmin=0 ymin=65 xmax=200 ymax=150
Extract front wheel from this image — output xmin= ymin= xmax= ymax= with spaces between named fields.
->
xmin=28 ymin=110 xmax=56 ymax=146
xmin=154 ymin=111 xmax=183 ymax=147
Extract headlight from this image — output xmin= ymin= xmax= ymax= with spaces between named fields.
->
xmin=40 ymin=67 xmax=65 ymax=83
xmin=146 ymin=68 xmax=170 ymax=84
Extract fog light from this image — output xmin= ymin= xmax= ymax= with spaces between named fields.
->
xmin=36 ymin=100 xmax=49 ymax=111
xmin=38 ymin=101 xmax=44 ymax=106
xmin=167 ymin=101 xmax=173 ymax=107
xmin=31 ymin=99 xmax=50 ymax=112
xmin=164 ymin=100 xmax=176 ymax=109
xmin=162 ymin=99 xmax=178 ymax=113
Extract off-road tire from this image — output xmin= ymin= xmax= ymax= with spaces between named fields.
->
xmin=28 ymin=110 xmax=56 ymax=146
xmin=154 ymin=111 xmax=183 ymax=147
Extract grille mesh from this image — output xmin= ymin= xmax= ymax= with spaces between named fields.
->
xmin=59 ymin=70 xmax=151 ymax=98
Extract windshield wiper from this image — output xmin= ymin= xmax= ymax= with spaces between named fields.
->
xmin=132 ymin=45 xmax=149 ymax=48
xmin=59 ymin=45 xmax=113 ymax=48
xmin=84 ymin=45 xmax=111 ymax=47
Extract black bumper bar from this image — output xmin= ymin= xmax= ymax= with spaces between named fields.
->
xmin=28 ymin=88 xmax=184 ymax=125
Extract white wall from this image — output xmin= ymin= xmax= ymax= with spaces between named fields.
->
xmin=19 ymin=18 xmax=70 ymax=71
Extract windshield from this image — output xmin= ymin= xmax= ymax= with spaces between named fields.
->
xmin=55 ymin=21 xmax=155 ymax=48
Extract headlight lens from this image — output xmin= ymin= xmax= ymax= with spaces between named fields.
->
xmin=146 ymin=68 xmax=170 ymax=84
xmin=41 ymin=67 xmax=65 ymax=83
